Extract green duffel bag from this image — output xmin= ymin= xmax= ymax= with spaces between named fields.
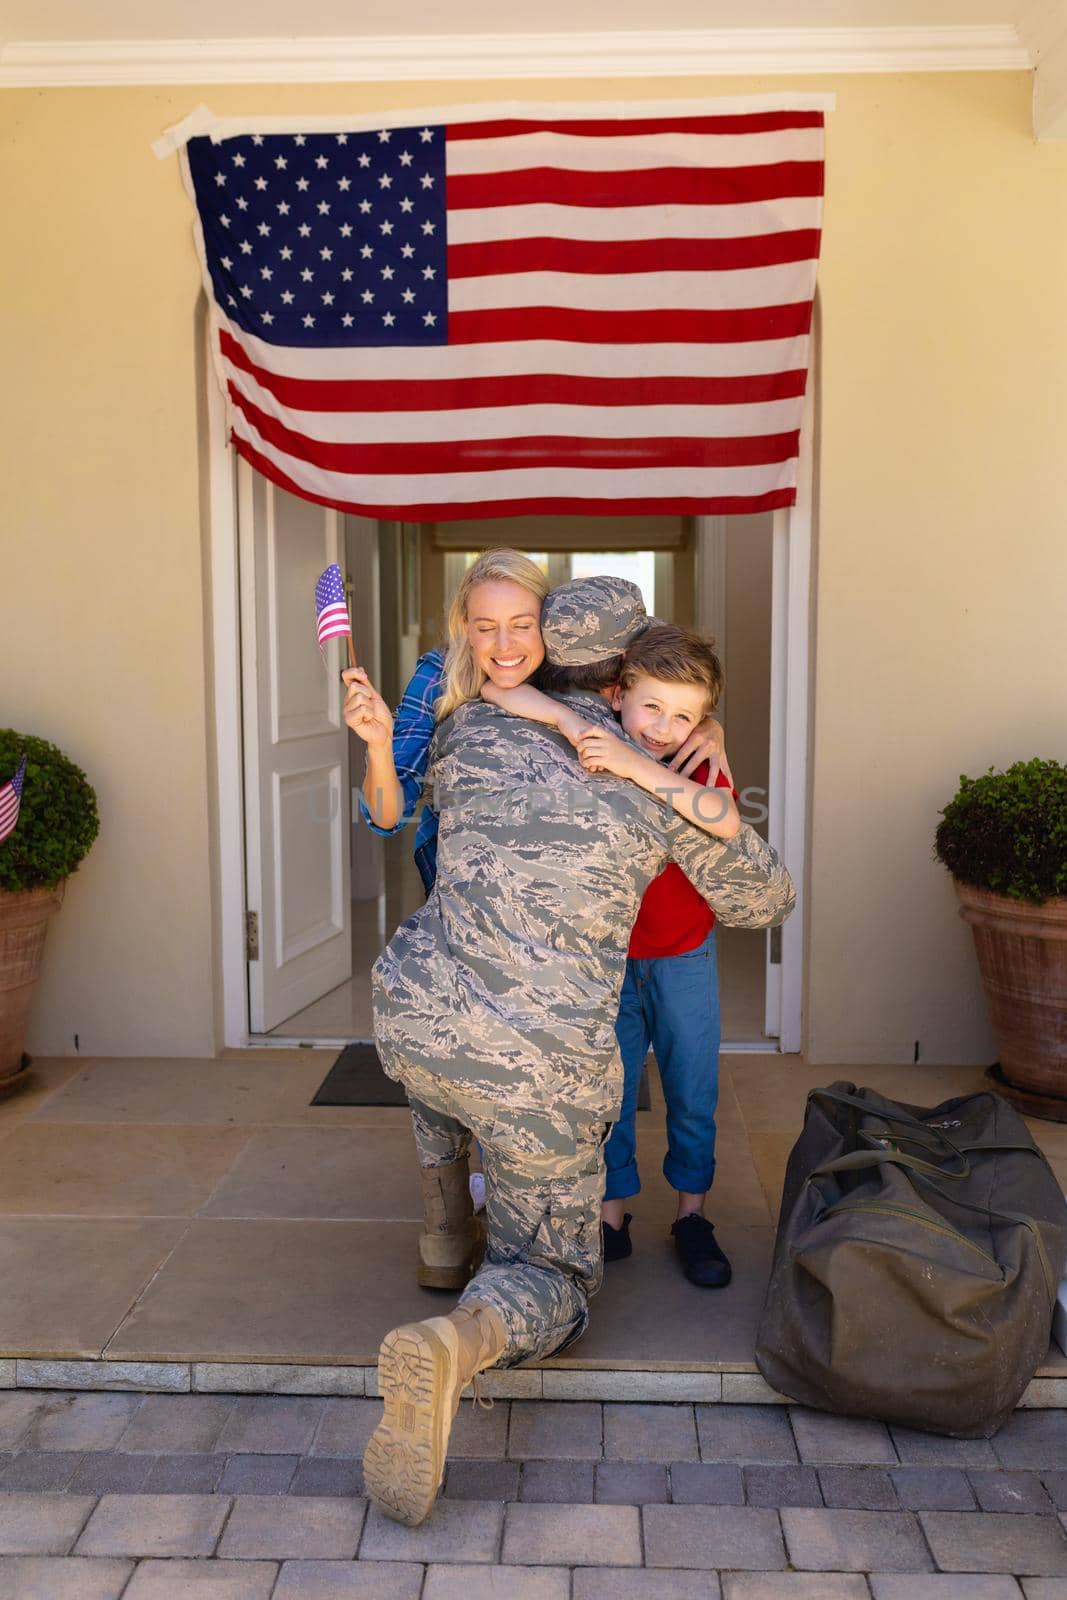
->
xmin=755 ymin=1081 xmax=1067 ymax=1438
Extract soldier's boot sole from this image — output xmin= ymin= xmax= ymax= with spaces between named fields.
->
xmin=363 ymin=1317 xmax=461 ymax=1526
xmin=416 ymin=1214 xmax=487 ymax=1290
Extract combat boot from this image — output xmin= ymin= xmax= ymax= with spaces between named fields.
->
xmin=363 ymin=1300 xmax=508 ymax=1526
xmin=417 ymin=1156 xmax=485 ymax=1290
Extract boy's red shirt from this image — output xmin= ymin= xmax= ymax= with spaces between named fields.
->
xmin=627 ymin=760 xmax=739 ymax=960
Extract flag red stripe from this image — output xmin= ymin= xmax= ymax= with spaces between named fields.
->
xmin=448 ymin=303 xmax=813 ymax=345
xmin=229 ymin=383 xmax=797 ymax=473
xmin=219 ymin=329 xmax=807 ymax=411
xmin=234 ymin=434 xmax=796 ymax=520
xmin=447 ymin=231 xmax=821 ymax=278
xmin=446 ymin=113 xmax=824 ymax=139
xmin=446 ymin=163 xmax=823 ymax=211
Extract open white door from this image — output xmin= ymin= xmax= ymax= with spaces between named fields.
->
xmin=765 ymin=343 xmax=815 ymax=1053
xmin=239 ymin=459 xmax=352 ymax=1033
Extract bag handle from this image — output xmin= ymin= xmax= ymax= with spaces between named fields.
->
xmin=808 ymin=1087 xmax=966 ymax=1163
xmin=813 ymin=1148 xmax=970 ymax=1183
xmin=958 ymin=1140 xmax=1046 ymax=1156
xmin=810 ymin=1089 xmax=1044 ymax=1165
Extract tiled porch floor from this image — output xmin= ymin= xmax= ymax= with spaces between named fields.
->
xmin=0 ymin=1052 xmax=1064 ymax=1381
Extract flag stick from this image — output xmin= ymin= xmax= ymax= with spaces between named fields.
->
xmin=346 ymin=635 xmax=357 ymax=670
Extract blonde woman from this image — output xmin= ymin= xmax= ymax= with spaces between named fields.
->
xmin=346 ymin=547 xmax=550 ymax=894
xmin=344 ymin=548 xmax=548 ymax=1288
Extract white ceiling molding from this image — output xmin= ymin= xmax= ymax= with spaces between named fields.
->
xmin=0 ymin=25 xmax=1032 ymax=89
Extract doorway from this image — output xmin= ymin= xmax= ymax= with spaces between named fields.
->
xmin=207 ymin=341 xmax=813 ymax=1054
xmin=241 ymin=512 xmax=781 ymax=1049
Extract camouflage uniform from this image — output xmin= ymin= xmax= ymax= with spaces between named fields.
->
xmin=372 ymin=578 xmax=795 ymax=1368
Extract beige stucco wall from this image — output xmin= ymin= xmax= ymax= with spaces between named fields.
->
xmin=2 ymin=73 xmax=1065 ymax=1062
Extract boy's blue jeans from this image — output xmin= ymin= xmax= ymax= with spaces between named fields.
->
xmin=604 ymin=928 xmax=721 ymax=1201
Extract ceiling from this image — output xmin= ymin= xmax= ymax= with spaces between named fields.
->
xmin=0 ymin=0 xmax=1040 ymax=39
xmin=2 ymin=0 xmax=1064 ymax=138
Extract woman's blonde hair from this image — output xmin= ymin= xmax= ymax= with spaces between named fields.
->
xmin=435 ymin=548 xmax=549 ymax=721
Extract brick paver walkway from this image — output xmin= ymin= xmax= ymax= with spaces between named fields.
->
xmin=1 ymin=1391 xmax=1067 ymax=1596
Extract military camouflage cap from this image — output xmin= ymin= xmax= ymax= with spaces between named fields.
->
xmin=541 ymin=576 xmax=651 ymax=666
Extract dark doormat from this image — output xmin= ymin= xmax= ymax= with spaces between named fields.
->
xmin=311 ymin=1043 xmax=651 ymax=1111
xmin=311 ymin=1042 xmax=408 ymax=1106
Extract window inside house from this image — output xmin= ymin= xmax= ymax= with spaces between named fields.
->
xmin=567 ymin=550 xmax=655 ymax=615
xmin=447 ymin=549 xmax=656 ymax=615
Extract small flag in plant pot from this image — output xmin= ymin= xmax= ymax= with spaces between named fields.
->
xmin=0 ymin=755 xmax=26 ymax=844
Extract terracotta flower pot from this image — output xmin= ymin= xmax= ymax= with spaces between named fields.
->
xmin=0 ymin=882 xmax=65 ymax=1095
xmin=954 ymin=879 xmax=1067 ymax=1120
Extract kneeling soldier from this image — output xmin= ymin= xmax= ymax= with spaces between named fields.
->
xmin=364 ymin=577 xmax=795 ymax=1526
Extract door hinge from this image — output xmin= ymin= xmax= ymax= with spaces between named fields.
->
xmin=769 ymin=925 xmax=783 ymax=966
xmin=246 ymin=911 xmax=260 ymax=962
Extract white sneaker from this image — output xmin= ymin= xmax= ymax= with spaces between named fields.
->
xmin=468 ymin=1172 xmax=487 ymax=1211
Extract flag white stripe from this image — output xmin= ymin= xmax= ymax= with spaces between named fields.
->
xmin=225 ymin=363 xmax=801 ymax=444
xmin=447 ymin=198 xmax=821 ymax=245
xmin=220 ymin=314 xmax=810 ymax=383
xmin=235 ymin=413 xmax=797 ymax=506
xmin=317 ymin=604 xmax=350 ymax=633
xmin=448 ymin=263 xmax=818 ymax=314
xmin=445 ymin=128 xmax=825 ymax=175
xmin=187 ymin=93 xmax=835 ymax=148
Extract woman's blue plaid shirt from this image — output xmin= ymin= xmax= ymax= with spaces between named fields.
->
xmin=358 ymin=647 xmax=445 ymax=894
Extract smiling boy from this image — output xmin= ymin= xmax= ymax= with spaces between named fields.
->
xmin=591 ymin=625 xmax=737 ymax=1286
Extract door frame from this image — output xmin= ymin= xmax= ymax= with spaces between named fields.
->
xmin=692 ymin=336 xmax=816 ymax=1055
xmin=771 ymin=309 xmax=817 ymax=1054
xmin=204 ymin=316 xmax=254 ymax=1048
xmin=206 ymin=320 xmax=815 ymax=1053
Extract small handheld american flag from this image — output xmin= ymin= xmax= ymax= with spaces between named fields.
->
xmin=314 ymin=563 xmax=357 ymax=667
xmin=0 ymin=755 xmax=27 ymax=845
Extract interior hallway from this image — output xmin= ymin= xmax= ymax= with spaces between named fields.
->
xmin=0 ymin=1053 xmax=1063 ymax=1385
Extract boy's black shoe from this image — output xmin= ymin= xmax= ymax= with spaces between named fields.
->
xmin=671 ymin=1214 xmax=732 ymax=1288
xmin=602 ymin=1213 xmax=633 ymax=1262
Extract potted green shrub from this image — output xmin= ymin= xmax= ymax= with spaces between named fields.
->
xmin=0 ymin=731 xmax=99 ymax=1097
xmin=935 ymin=757 xmax=1067 ymax=1119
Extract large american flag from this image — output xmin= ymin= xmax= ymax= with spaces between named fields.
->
xmin=183 ymin=102 xmax=824 ymax=521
